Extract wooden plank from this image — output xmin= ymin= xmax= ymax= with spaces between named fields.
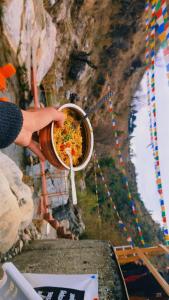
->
xmin=115 ymin=245 xmax=168 ymax=257
xmin=118 ymin=256 xmax=140 ymax=265
xmin=117 ymin=252 xmax=164 ymax=262
xmin=118 ymin=252 xmax=165 ymax=265
xmin=115 ymin=245 xmax=168 ymax=267
xmin=116 ymin=246 xmax=164 ymax=256
xmin=143 ymin=246 xmax=168 ymax=256
xmin=159 ymin=244 xmax=169 ymax=255
xmin=136 ymin=248 xmax=169 ymax=296
xmin=113 ymin=249 xmax=130 ymax=299
xmin=114 ymin=245 xmax=133 ymax=250
xmin=115 ymin=248 xmax=138 ymax=256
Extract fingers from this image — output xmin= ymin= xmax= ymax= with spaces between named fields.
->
xmin=21 ymin=107 xmax=66 ymax=135
xmin=57 ymin=121 xmax=63 ymax=127
xmin=53 ymin=110 xmax=65 ymax=127
xmin=57 ymin=116 xmax=65 ymax=127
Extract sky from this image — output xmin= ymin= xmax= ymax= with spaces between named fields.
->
xmin=131 ymin=50 xmax=169 ymax=227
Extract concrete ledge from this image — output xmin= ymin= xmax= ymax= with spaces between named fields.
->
xmin=3 ymin=239 xmax=127 ymax=299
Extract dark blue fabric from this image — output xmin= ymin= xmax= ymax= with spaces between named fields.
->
xmin=0 ymin=102 xmax=23 ymax=148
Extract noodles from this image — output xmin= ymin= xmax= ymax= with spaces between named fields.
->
xmin=53 ymin=109 xmax=83 ymax=166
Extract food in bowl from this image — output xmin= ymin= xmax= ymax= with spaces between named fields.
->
xmin=53 ymin=109 xmax=83 ymax=167
xmin=39 ymin=103 xmax=94 ymax=171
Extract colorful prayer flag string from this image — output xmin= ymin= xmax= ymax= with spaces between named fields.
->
xmin=145 ymin=0 xmax=169 ymax=245
xmin=156 ymin=0 xmax=169 ymax=82
xmin=107 ymin=95 xmax=145 ymax=246
xmin=151 ymin=0 xmax=169 ymax=244
xmin=145 ymin=0 xmax=154 ymax=150
xmin=93 ymin=151 xmax=102 ymax=230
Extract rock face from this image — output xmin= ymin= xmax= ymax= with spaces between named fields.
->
xmin=0 ymin=0 xmax=159 ymax=252
xmin=0 ymin=152 xmax=34 ymax=253
xmin=42 ymin=0 xmax=146 ymax=156
xmin=2 ymin=0 xmax=56 ymax=85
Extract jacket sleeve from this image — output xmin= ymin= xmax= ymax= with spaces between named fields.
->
xmin=0 ymin=101 xmax=23 ymax=148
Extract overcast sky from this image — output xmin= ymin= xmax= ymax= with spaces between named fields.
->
xmin=131 ymin=50 xmax=169 ymax=227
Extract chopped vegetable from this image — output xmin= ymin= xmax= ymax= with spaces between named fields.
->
xmin=53 ymin=109 xmax=83 ymax=166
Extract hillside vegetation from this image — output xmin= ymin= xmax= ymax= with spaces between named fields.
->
xmin=78 ymin=157 xmax=163 ymax=247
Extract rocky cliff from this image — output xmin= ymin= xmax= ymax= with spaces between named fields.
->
xmin=0 ymin=0 xmax=163 ymax=255
xmin=0 ymin=0 xmax=146 ymax=149
xmin=42 ymin=0 xmax=146 ymax=157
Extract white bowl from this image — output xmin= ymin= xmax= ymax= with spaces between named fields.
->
xmin=51 ymin=103 xmax=94 ymax=171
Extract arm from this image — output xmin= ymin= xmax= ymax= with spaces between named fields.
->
xmin=15 ymin=107 xmax=65 ymax=161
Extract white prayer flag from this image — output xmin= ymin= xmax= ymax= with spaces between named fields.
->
xmin=0 ymin=263 xmax=98 ymax=300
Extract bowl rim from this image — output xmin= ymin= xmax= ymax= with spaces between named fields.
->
xmin=51 ymin=103 xmax=94 ymax=171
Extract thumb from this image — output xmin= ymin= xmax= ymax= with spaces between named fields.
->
xmin=57 ymin=119 xmax=65 ymax=127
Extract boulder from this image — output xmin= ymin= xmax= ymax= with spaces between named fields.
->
xmin=0 ymin=168 xmax=21 ymax=253
xmin=52 ymin=200 xmax=85 ymax=237
xmin=0 ymin=152 xmax=34 ymax=253
xmin=2 ymin=0 xmax=56 ymax=85
xmin=0 ymin=152 xmax=34 ymax=229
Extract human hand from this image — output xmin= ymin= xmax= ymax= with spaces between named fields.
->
xmin=15 ymin=107 xmax=66 ymax=161
xmin=51 ymin=109 xmax=65 ymax=127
